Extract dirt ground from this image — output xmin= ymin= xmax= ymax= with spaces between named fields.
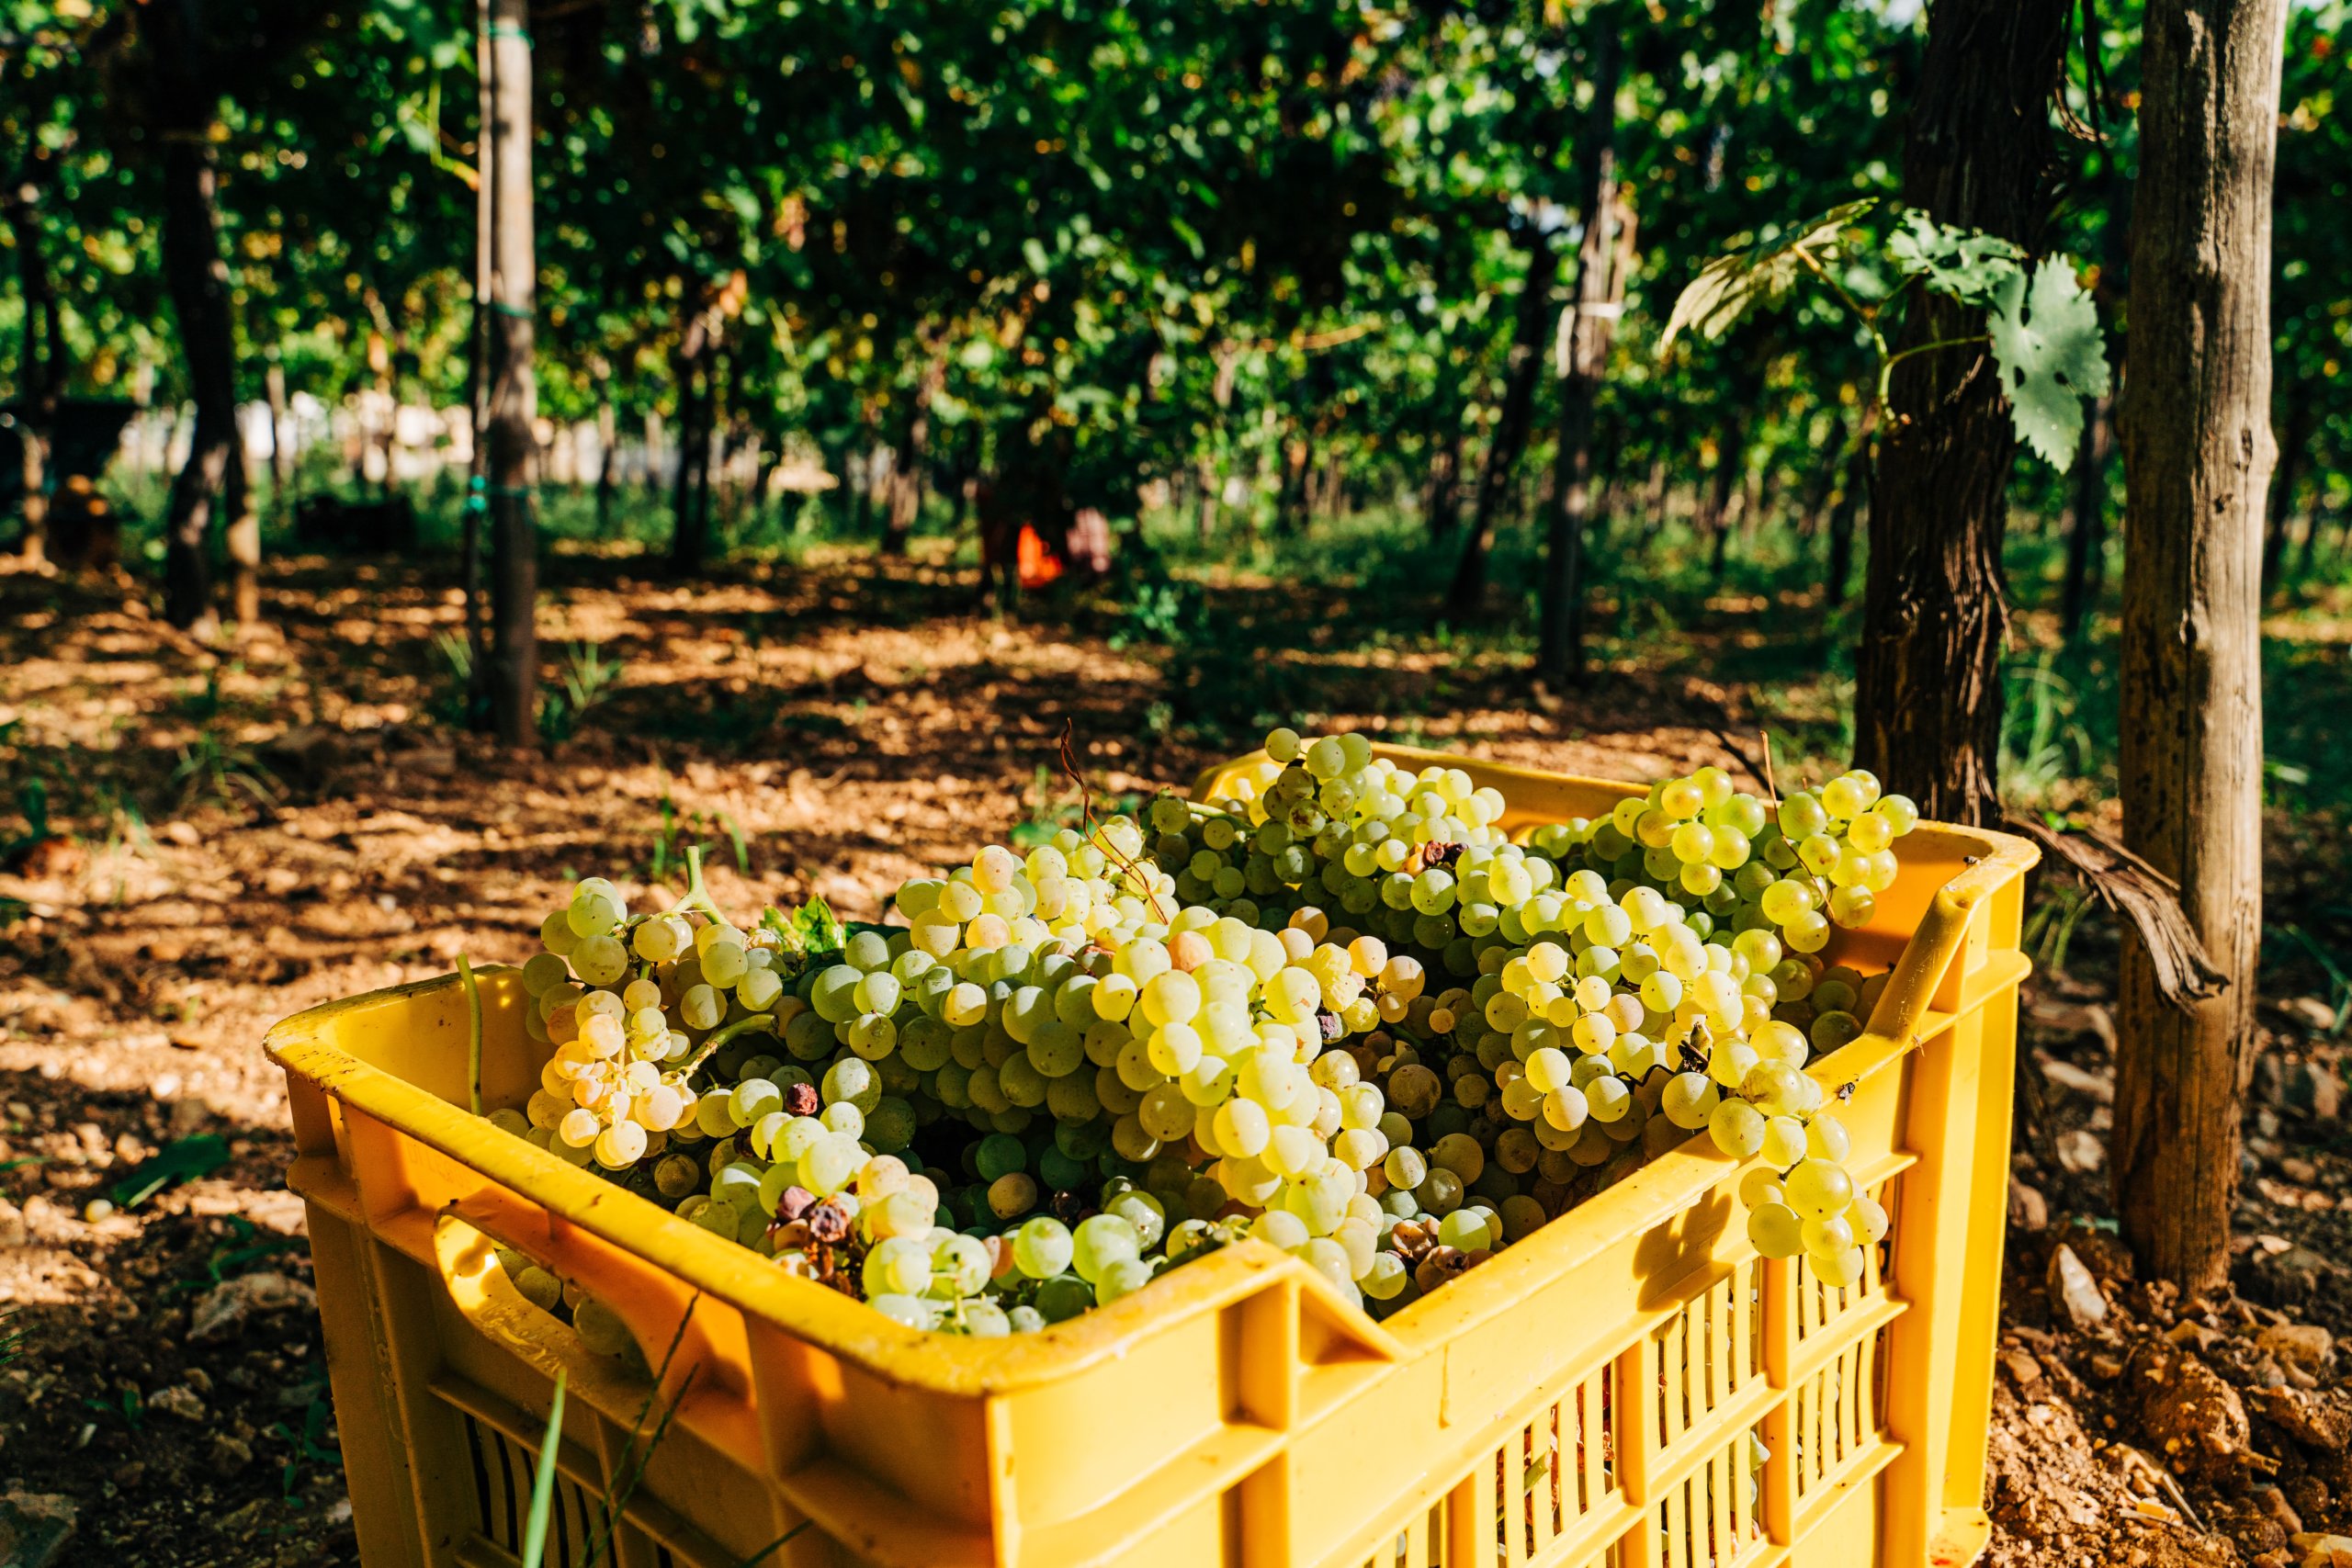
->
xmin=2 ymin=544 xmax=2347 ymax=1567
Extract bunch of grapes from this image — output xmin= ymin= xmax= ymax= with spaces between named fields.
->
xmin=490 ymin=873 xmax=797 ymax=1177
xmin=1372 ymin=848 xmax=1882 ymax=1286
xmin=1529 ymin=765 xmax=1919 ymax=965
xmin=476 ymin=723 xmax=1911 ymax=1336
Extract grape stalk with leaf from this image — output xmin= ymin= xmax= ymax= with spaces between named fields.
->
xmin=1660 ymin=197 xmax=2112 ymax=473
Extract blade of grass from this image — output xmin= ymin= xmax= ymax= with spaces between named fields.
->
xmin=520 ymin=1370 xmax=570 ymax=1568
xmin=734 ymin=1520 xmax=813 ymax=1566
xmin=582 ymin=1294 xmax=704 ymax=1568
xmin=458 ymin=953 xmax=484 ymax=1116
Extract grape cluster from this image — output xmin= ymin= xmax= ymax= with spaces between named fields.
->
xmin=489 ymin=874 xmax=787 ymax=1175
xmin=477 ymin=725 xmax=1911 ymax=1337
xmin=1529 ymin=765 xmax=1919 ymax=964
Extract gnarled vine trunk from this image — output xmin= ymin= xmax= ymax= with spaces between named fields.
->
xmin=1850 ymin=0 xmax=2071 ymax=825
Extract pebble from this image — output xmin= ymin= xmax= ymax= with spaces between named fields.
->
xmin=2282 ymin=1156 xmax=2323 ymax=1185
xmin=0 ymin=1490 xmax=77 ymax=1568
xmin=148 ymin=1384 xmax=206 ymax=1422
xmin=2049 ymin=1243 xmax=2109 ymax=1331
xmin=2260 ymin=1484 xmax=2305 ymax=1537
xmin=2002 ymin=1350 xmax=2044 ymax=1387
xmin=208 ymin=1432 xmax=253 ymax=1476
xmin=2056 ymin=1129 xmax=2106 ymax=1173
xmin=2258 ymin=1323 xmax=2335 ymax=1377
xmin=2040 ymin=1056 xmax=2116 ymax=1103
xmin=2293 ymin=1533 xmax=2352 ymax=1568
xmin=2285 ymin=997 xmax=2340 ymax=1032
xmin=2287 ymin=1063 xmax=2344 ymax=1122
xmin=0 ymin=1200 xmax=25 ymax=1250
xmin=2252 ymin=1245 xmax=2336 ymax=1310
xmin=189 ymin=1273 xmax=318 ymax=1343
xmin=2008 ymin=1179 xmax=2050 ymax=1234
xmin=2256 ymin=1055 xmax=2288 ymax=1107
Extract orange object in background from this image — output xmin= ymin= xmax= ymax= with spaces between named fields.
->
xmin=1017 ymin=524 xmax=1065 ymax=589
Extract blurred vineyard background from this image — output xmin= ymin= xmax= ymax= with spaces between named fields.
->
xmin=5 ymin=0 xmax=2352 ymax=1563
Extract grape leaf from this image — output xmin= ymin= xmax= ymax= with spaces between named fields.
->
xmin=1659 ymin=198 xmax=1879 ymax=355
xmin=1885 ymin=209 xmax=2025 ymax=306
xmin=1987 ymin=256 xmax=2111 ymax=469
xmin=761 ymin=896 xmax=846 ymax=966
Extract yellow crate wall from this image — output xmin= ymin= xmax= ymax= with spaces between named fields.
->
xmin=269 ymin=744 xmax=2033 ymax=1568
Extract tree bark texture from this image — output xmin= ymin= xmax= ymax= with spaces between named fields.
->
xmin=1424 ymin=405 xmax=1463 ymax=539
xmin=1448 ymin=223 xmax=1559 ymax=619
xmin=2294 ymin=485 xmax=2333 ymax=578
xmin=2259 ymin=399 xmax=2309 ymax=589
xmin=1796 ymin=412 xmax=1849 ymax=541
xmin=1536 ymin=24 xmax=1627 ymax=685
xmin=1698 ymin=419 xmax=1747 ymax=581
xmin=483 ymin=0 xmax=539 ymax=747
xmin=1825 ymin=442 xmax=1867 ymax=607
xmin=884 ymin=351 xmax=944 ymax=557
xmin=6 ymin=175 xmax=63 ymax=567
xmin=594 ymin=386 xmax=617 ymax=534
xmin=667 ymin=310 xmax=715 ymax=575
xmin=2060 ymin=392 xmax=2114 ymax=637
xmin=463 ymin=95 xmax=493 ymax=710
xmin=265 ymin=361 xmax=293 ymax=498
xmin=2110 ymin=0 xmax=2285 ymax=1295
xmin=1850 ymin=0 xmax=2070 ymax=825
xmin=159 ymin=131 xmax=245 ymax=629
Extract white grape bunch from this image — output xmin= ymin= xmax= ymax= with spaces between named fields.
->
xmin=475 ymin=723 xmax=1905 ymax=1327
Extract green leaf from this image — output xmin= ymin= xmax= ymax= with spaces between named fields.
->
xmin=1987 ymin=257 xmax=2111 ymax=469
xmin=1885 ymin=209 xmax=2025 ymax=306
xmin=1659 ymin=198 xmax=1878 ymax=355
xmin=519 ymin=1371 xmax=568 ymax=1568
xmin=761 ymin=896 xmax=846 ymax=965
xmin=109 ymin=1134 xmax=230 ymax=1211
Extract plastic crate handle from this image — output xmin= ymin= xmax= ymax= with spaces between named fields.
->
xmin=431 ymin=1192 xmax=768 ymax=1467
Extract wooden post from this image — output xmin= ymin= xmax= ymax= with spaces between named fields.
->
xmin=482 ymin=0 xmax=539 ymax=747
xmin=2111 ymin=0 xmax=2287 ymax=1293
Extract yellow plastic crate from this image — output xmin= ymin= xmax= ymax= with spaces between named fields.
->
xmin=266 ymin=744 xmax=2035 ymax=1568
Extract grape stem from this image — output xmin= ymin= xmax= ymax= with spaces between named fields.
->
xmin=668 ymin=1011 xmax=775 ymax=1087
xmin=458 ymin=953 xmax=484 ymax=1116
xmin=673 ymin=844 xmax=725 ymax=919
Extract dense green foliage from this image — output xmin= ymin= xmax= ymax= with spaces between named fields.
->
xmin=2 ymin=0 xmax=2346 ymax=587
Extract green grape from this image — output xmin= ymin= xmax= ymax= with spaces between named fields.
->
xmin=1747 ymin=1202 xmax=1803 ymax=1258
xmin=1736 ymin=1166 xmax=1783 ymax=1211
xmin=1783 ymin=1158 xmax=1854 ymax=1219
xmin=1800 ymin=1213 xmax=1854 ymax=1257
xmin=1757 ymin=1116 xmax=1806 ymax=1169
xmin=1709 ymin=1100 xmax=1766 ymax=1158
xmin=1071 ymin=1214 xmax=1142 ymax=1282
xmin=1810 ymin=1246 xmax=1867 ymax=1289
xmin=1012 ymin=1216 xmax=1075 ymax=1278
xmin=1805 ymin=1114 xmax=1851 ymax=1163
xmin=1093 ymin=1257 xmax=1156 ymax=1305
